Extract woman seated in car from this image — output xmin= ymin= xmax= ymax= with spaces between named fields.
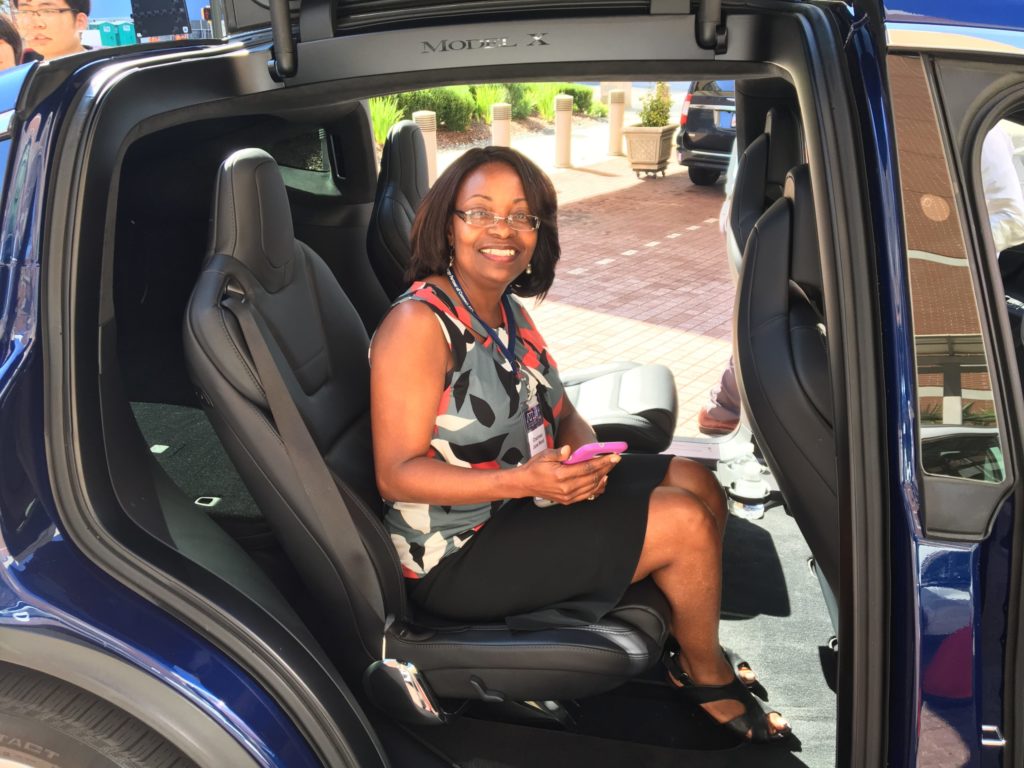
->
xmin=370 ymin=146 xmax=789 ymax=742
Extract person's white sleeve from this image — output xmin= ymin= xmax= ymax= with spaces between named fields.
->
xmin=718 ymin=139 xmax=739 ymax=235
xmin=982 ymin=125 xmax=1024 ymax=253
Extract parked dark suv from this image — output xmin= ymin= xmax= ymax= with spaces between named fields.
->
xmin=676 ymin=80 xmax=736 ymax=186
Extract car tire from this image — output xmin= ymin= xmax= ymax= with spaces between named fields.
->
xmin=688 ymin=167 xmax=721 ymax=186
xmin=0 ymin=664 xmax=196 ymax=767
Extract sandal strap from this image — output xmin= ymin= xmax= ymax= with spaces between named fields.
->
xmin=722 ymin=703 xmax=786 ymax=742
xmin=722 ymin=646 xmax=755 ymax=678
xmin=675 ymin=674 xmax=751 ymax=706
xmin=663 ymin=653 xmax=788 ymax=743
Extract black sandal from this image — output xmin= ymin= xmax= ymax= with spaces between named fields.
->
xmin=669 ymin=640 xmax=759 ymax=688
xmin=721 ymin=645 xmax=757 ymax=686
xmin=664 ymin=654 xmax=790 ymax=743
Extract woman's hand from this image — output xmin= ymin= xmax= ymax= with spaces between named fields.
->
xmin=516 ymin=445 xmax=620 ymax=505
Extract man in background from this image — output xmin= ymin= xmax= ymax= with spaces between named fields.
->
xmin=983 ymin=120 xmax=1024 ymax=255
xmin=12 ymin=0 xmax=88 ymax=61
xmin=698 ymin=142 xmax=743 ymax=436
xmin=0 ymin=15 xmax=24 ymax=69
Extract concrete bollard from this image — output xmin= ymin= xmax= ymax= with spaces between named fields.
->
xmin=600 ymin=81 xmax=632 ymax=106
xmin=942 ymin=396 xmax=964 ymax=425
xmin=412 ymin=110 xmax=438 ymax=185
xmin=608 ymin=89 xmax=625 ymax=156
xmin=554 ymin=94 xmax=573 ymax=168
xmin=491 ymin=102 xmax=511 ymax=147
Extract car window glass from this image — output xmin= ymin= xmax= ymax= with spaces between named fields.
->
xmin=890 ymin=55 xmax=1006 ymax=483
xmin=694 ymin=80 xmax=734 ymax=95
xmin=261 ymin=128 xmax=343 ymax=196
xmin=265 ymin=128 xmax=329 ymax=172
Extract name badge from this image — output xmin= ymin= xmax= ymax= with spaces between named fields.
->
xmin=524 ymin=400 xmax=547 ymax=457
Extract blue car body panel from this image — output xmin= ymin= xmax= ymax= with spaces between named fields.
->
xmin=841 ymin=14 xmax=924 ymax=764
xmin=0 ymin=60 xmax=320 ymax=768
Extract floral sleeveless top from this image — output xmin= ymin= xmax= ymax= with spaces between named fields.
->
xmin=383 ymin=281 xmax=566 ymax=579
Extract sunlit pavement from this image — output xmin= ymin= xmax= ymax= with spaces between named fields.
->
xmin=440 ymin=122 xmax=731 ymax=439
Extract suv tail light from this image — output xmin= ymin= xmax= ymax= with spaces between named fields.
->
xmin=679 ymin=92 xmax=692 ymax=127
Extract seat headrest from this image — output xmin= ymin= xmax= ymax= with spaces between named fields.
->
xmin=381 ymin=120 xmax=429 ymax=209
xmin=212 ymin=148 xmax=295 ymax=294
xmin=764 ymin=107 xmax=802 ymax=203
xmin=784 ymin=164 xmax=822 ymax=303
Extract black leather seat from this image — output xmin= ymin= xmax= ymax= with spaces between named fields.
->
xmin=367 ymin=121 xmax=678 ymax=453
xmin=367 ymin=120 xmax=429 ymax=300
xmin=184 ymin=149 xmax=671 ymax=717
xmin=721 ymin=106 xmax=802 ymax=284
xmin=730 ymin=107 xmax=802 ymax=255
xmin=734 ymin=164 xmax=838 ymax=623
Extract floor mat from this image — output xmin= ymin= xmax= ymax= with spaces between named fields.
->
xmin=409 ymin=714 xmax=811 ymax=768
xmin=131 ymin=402 xmax=263 ymax=536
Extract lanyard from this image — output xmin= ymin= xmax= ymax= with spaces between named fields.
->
xmin=446 ymin=267 xmax=519 ymax=377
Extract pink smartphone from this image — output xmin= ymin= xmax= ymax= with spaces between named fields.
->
xmin=564 ymin=441 xmax=628 ymax=465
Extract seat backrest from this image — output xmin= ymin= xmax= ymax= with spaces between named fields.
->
xmin=366 ymin=120 xmax=430 ymax=300
xmin=734 ymin=163 xmax=838 ymax=594
xmin=183 ymin=148 xmax=404 ymax=670
xmin=729 ymin=106 xmax=802 ymax=254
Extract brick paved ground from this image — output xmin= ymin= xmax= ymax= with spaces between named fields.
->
xmin=533 ymin=157 xmax=732 ymax=438
xmin=440 ymin=123 xmax=733 ymax=438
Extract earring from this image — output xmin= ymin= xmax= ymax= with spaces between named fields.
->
xmin=525 ymin=261 xmax=532 ymax=275
xmin=448 ymin=244 xmax=455 ymax=267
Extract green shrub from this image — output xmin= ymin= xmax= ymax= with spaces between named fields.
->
xmin=639 ymin=81 xmax=672 ymax=127
xmin=523 ymin=82 xmax=596 ymax=121
xmin=505 ymin=83 xmax=532 ymax=119
xmin=395 ymin=87 xmax=476 ymax=132
xmin=556 ymin=84 xmax=594 ymax=115
xmin=525 ymin=83 xmax=561 ymax=121
xmin=368 ymin=96 xmax=404 ymax=146
xmin=470 ymin=84 xmax=508 ymax=125
xmin=588 ymin=100 xmax=609 ymax=119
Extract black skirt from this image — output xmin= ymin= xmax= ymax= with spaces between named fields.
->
xmin=408 ymin=453 xmax=672 ymax=630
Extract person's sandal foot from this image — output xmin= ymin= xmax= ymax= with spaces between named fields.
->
xmin=665 ymin=654 xmax=790 ymax=743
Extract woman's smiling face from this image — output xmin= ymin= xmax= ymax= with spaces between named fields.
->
xmin=448 ymin=162 xmax=537 ymax=291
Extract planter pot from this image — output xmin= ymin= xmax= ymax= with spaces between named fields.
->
xmin=622 ymin=124 xmax=677 ymax=177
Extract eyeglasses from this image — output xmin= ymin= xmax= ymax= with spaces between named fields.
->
xmin=13 ymin=8 xmax=76 ymax=21
xmin=454 ymin=209 xmax=541 ymax=232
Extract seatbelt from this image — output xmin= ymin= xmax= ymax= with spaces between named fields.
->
xmin=221 ymin=286 xmax=386 ymax=624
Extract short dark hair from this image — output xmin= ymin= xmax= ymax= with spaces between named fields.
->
xmin=11 ymin=0 xmax=90 ymax=13
xmin=408 ymin=146 xmax=560 ymax=299
xmin=0 ymin=15 xmax=22 ymax=64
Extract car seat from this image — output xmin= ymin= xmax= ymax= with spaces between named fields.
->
xmin=366 ymin=120 xmax=678 ymax=452
xmin=733 ymin=164 xmax=839 ymax=628
xmin=725 ymin=106 xmax=802 ymax=275
xmin=184 ymin=148 xmax=672 ymax=723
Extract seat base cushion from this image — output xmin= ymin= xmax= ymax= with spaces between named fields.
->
xmin=390 ymin=579 xmax=671 ymax=701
